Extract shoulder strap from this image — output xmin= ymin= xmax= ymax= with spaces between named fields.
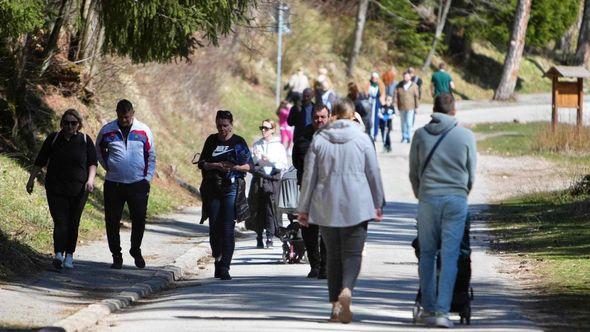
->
xmin=50 ymin=131 xmax=60 ymax=147
xmin=420 ymin=123 xmax=458 ymax=177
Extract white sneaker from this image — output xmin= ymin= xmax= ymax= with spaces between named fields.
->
xmin=434 ymin=313 xmax=454 ymax=328
xmin=53 ymin=252 xmax=64 ymax=269
xmin=64 ymin=253 xmax=74 ymax=268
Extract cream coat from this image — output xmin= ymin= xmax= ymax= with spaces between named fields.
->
xmin=298 ymin=120 xmax=385 ymax=227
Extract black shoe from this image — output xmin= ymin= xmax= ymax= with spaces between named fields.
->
xmin=256 ymin=237 xmax=264 ymax=249
xmin=214 ymin=261 xmax=221 ymax=278
xmin=307 ymin=268 xmax=319 ymax=278
xmin=111 ymin=255 xmax=123 ymax=269
xmin=266 ymin=239 xmax=273 ymax=248
xmin=130 ymin=249 xmax=145 ymax=269
xmin=219 ymin=269 xmax=232 ymax=280
xmin=318 ymin=269 xmax=327 ymax=280
xmin=52 ymin=258 xmax=63 ymax=270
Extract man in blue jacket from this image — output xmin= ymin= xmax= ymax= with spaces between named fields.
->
xmin=96 ymin=99 xmax=156 ymax=269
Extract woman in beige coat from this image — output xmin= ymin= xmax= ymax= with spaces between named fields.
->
xmin=298 ymin=99 xmax=385 ymax=324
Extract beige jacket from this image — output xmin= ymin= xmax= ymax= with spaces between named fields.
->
xmin=395 ymin=82 xmax=420 ymax=111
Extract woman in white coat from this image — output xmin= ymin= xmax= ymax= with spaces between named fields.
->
xmin=251 ymin=119 xmax=288 ymax=248
xmin=298 ymin=99 xmax=384 ymax=324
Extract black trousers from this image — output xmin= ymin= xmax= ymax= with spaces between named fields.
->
xmin=104 ymin=180 xmax=150 ymax=257
xmin=47 ymin=190 xmax=89 ymax=254
xmin=301 ymin=224 xmax=326 ymax=271
xmin=255 ymin=179 xmax=279 ymax=240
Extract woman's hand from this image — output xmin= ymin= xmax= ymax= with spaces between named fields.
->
xmin=221 ymin=161 xmax=236 ymax=172
xmin=85 ymin=179 xmax=95 ymax=193
xmin=26 ymin=178 xmax=35 ymax=194
xmin=206 ymin=162 xmax=225 ymax=171
xmin=298 ymin=212 xmax=309 ymax=227
xmin=374 ymin=208 xmax=383 ymax=222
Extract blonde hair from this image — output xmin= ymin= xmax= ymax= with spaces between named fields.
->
xmin=261 ymin=118 xmax=276 ymax=130
xmin=332 ymin=99 xmax=355 ymax=120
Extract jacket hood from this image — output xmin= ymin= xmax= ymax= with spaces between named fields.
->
xmin=318 ymin=119 xmax=364 ymax=143
xmin=425 ymin=113 xmax=458 ymax=135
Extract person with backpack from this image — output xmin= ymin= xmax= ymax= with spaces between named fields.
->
xmin=26 ymin=109 xmax=98 ymax=270
xmin=250 ymin=119 xmax=288 ymax=249
xmin=409 ymin=93 xmax=477 ymax=328
xmin=96 ymin=99 xmax=156 ymax=270
xmin=408 ymin=67 xmax=423 ymax=99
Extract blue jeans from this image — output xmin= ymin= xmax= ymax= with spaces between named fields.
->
xmin=417 ymin=194 xmax=468 ymax=315
xmin=207 ymin=183 xmax=237 ymax=270
xmin=399 ymin=110 xmax=415 ymax=142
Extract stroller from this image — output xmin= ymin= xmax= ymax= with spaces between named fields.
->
xmin=411 ymin=215 xmax=473 ymax=325
xmin=275 ymin=166 xmax=306 ymax=264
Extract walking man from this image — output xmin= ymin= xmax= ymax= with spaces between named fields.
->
xmin=96 ymin=99 xmax=156 ymax=269
xmin=394 ymin=71 xmax=420 ymax=143
xmin=409 ymin=93 xmax=476 ymax=328
xmin=287 ymin=88 xmax=315 ymax=145
xmin=408 ymin=67 xmax=423 ymax=99
xmin=292 ymin=104 xmax=330 ymax=278
xmin=430 ymin=63 xmax=455 ymax=97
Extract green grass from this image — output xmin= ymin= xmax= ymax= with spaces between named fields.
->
xmin=483 ymin=189 xmax=590 ymax=330
xmin=472 ymin=122 xmax=590 ymax=165
xmin=0 ymin=153 xmax=192 ymax=279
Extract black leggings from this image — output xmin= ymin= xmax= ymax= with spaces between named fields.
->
xmin=47 ymin=190 xmax=89 ymax=254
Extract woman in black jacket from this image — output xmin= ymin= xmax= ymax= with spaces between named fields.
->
xmin=26 ymin=109 xmax=98 ymax=270
xmin=197 ymin=110 xmax=252 ymax=280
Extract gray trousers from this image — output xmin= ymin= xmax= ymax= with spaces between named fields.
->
xmin=320 ymin=222 xmax=368 ymax=302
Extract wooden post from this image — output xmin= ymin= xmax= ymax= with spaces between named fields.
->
xmin=578 ymin=78 xmax=584 ymax=128
xmin=552 ymin=76 xmax=558 ymax=132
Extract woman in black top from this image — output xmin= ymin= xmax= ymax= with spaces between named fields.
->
xmin=198 ymin=110 xmax=252 ymax=280
xmin=26 ymin=109 xmax=98 ymax=270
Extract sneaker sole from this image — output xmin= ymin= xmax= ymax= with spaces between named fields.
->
xmin=338 ymin=290 xmax=352 ymax=324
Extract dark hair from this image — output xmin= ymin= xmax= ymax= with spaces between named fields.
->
xmin=116 ymin=99 xmax=134 ymax=114
xmin=60 ymin=108 xmax=84 ymax=129
xmin=216 ymin=109 xmax=233 ymax=123
xmin=433 ymin=93 xmax=455 ymax=114
xmin=313 ymin=103 xmax=330 ymax=116
xmin=438 ymin=62 xmax=446 ymax=70
xmin=347 ymin=82 xmax=360 ymax=101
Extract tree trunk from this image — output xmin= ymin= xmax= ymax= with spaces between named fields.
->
xmin=39 ymin=0 xmax=71 ymax=77
xmin=493 ymin=0 xmax=532 ymax=101
xmin=76 ymin=0 xmax=100 ymax=62
xmin=422 ymin=0 xmax=453 ymax=72
xmin=346 ymin=0 xmax=369 ymax=78
xmin=575 ymin=0 xmax=590 ymax=67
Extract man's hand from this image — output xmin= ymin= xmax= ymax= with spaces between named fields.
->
xmin=298 ymin=212 xmax=309 ymax=227
xmin=374 ymin=208 xmax=383 ymax=222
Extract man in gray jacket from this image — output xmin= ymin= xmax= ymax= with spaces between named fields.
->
xmin=409 ymin=93 xmax=476 ymax=328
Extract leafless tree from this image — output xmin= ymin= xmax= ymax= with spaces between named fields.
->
xmin=346 ymin=0 xmax=369 ymax=78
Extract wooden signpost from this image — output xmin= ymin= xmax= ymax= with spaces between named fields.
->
xmin=545 ymin=66 xmax=590 ymax=131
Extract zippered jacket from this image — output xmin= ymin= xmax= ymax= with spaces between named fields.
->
xmin=96 ymin=119 xmax=156 ymax=183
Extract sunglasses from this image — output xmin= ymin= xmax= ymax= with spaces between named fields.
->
xmin=259 ymin=126 xmax=272 ymax=131
xmin=64 ymin=120 xmax=79 ymax=126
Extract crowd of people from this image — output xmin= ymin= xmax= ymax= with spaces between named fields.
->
xmin=26 ymin=62 xmax=473 ymax=328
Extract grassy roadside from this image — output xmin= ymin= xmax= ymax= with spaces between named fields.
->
xmin=473 ymin=122 xmax=590 ymax=330
xmin=0 ymin=154 xmax=196 ymax=280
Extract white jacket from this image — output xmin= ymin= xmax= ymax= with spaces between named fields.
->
xmin=252 ymin=137 xmax=288 ymax=175
xmin=96 ymin=119 xmax=156 ymax=183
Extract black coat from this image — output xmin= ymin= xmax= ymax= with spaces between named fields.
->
xmin=291 ymin=125 xmax=315 ymax=185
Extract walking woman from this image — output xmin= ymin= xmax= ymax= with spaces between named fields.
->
xmin=250 ymin=119 xmax=288 ymax=248
xmin=276 ymin=101 xmax=294 ymax=153
xmin=26 ymin=109 xmax=97 ymax=270
xmin=197 ymin=110 xmax=252 ymax=280
xmin=365 ymin=72 xmax=385 ymax=140
xmin=298 ymin=99 xmax=384 ymax=323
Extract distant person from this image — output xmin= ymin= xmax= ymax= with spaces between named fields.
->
xmin=26 ymin=109 xmax=97 ymax=270
xmin=285 ymin=67 xmax=310 ymax=105
xmin=347 ymin=82 xmax=371 ymax=136
xmin=96 ymin=99 xmax=156 ymax=270
xmin=430 ymin=63 xmax=455 ymax=97
xmin=394 ymin=71 xmax=420 ymax=143
xmin=197 ymin=110 xmax=252 ymax=280
xmin=298 ymin=99 xmax=384 ymax=324
xmin=382 ymin=67 xmax=398 ymax=97
xmin=316 ymin=67 xmax=333 ymax=92
xmin=287 ymin=87 xmax=314 ymax=143
xmin=365 ymin=72 xmax=385 ymax=141
xmin=408 ymin=67 xmax=423 ymax=99
xmin=409 ymin=93 xmax=476 ymax=328
xmin=378 ymin=95 xmax=394 ymax=152
xmin=315 ymin=80 xmax=336 ymax=112
xmin=292 ymin=104 xmax=330 ymax=279
xmin=276 ymin=100 xmax=294 ymax=153
xmin=250 ymin=119 xmax=288 ymax=249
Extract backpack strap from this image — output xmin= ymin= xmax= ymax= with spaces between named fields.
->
xmin=50 ymin=131 xmax=60 ymax=147
xmin=420 ymin=123 xmax=458 ymax=177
